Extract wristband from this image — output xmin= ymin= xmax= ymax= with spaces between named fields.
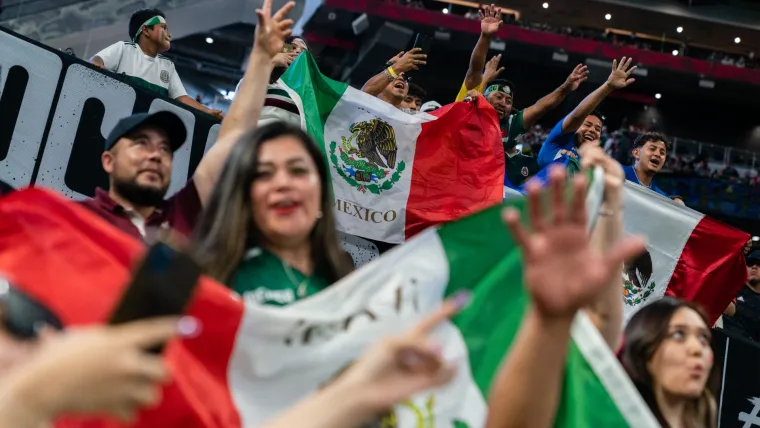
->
xmin=388 ymin=66 xmax=398 ymax=79
xmin=383 ymin=68 xmax=393 ymax=82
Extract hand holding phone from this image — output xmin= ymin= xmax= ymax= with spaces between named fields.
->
xmin=109 ymin=242 xmax=201 ymax=353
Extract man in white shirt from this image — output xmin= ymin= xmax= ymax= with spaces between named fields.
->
xmin=91 ymin=8 xmax=223 ymax=119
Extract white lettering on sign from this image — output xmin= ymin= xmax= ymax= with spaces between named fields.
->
xmin=0 ymin=30 xmax=62 ymax=188
xmin=148 ymin=99 xmax=194 ymax=198
xmin=35 ymin=64 xmax=136 ymax=200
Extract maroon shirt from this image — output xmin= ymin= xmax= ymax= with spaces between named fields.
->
xmin=79 ymin=181 xmax=202 ymax=241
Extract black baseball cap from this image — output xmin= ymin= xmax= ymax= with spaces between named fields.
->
xmin=747 ymin=250 xmax=760 ymax=265
xmin=104 ymin=111 xmax=187 ymax=152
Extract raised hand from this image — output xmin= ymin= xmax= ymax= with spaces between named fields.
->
xmin=483 ymin=54 xmax=505 ymax=86
xmin=6 ymin=317 xmax=195 ymax=422
xmin=254 ymin=0 xmax=295 ymax=58
xmin=503 ymin=166 xmax=645 ymax=318
xmin=564 ymin=64 xmax=589 ymax=92
xmin=393 ymin=47 xmax=427 ymax=73
xmin=273 ymin=51 xmax=299 ymax=68
xmin=579 ymin=143 xmax=624 ymax=198
xmin=606 ymin=57 xmax=637 ymax=90
xmin=479 ymin=4 xmax=503 ymax=36
xmin=334 ymin=293 xmax=469 ymax=412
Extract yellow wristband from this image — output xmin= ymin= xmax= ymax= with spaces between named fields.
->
xmin=388 ymin=66 xmax=398 ymax=78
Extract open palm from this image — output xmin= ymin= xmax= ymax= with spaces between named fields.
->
xmin=504 ymin=166 xmax=645 ymax=317
xmin=565 ymin=64 xmax=589 ymax=92
xmin=254 ymin=0 xmax=295 ymax=58
xmin=479 ymin=4 xmax=503 ymax=36
xmin=606 ymin=57 xmax=637 ymax=90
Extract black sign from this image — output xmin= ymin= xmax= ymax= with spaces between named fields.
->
xmin=0 ymin=26 xmax=221 ymax=199
xmin=712 ymin=328 xmax=760 ymax=428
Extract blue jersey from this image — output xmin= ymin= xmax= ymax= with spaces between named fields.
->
xmin=623 ymin=165 xmax=668 ymax=197
xmin=537 ymin=116 xmax=579 ymax=168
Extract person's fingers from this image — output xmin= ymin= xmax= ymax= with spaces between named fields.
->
xmin=525 ymin=180 xmax=546 ymax=233
xmin=262 ymin=0 xmax=272 ymax=16
xmin=624 ymin=57 xmax=633 ymax=70
xmin=626 ymin=65 xmax=638 ymax=77
xmin=612 ymin=59 xmax=618 ymax=70
xmin=410 ymin=47 xmax=423 ymax=54
xmin=282 ymin=29 xmax=293 ymax=39
xmin=503 ymin=207 xmax=531 ymax=253
xmin=548 ymin=165 xmax=567 ymax=224
xmin=569 ymin=174 xmax=588 ymax=225
xmin=131 ymin=354 xmax=171 ymax=382
xmin=605 ymin=236 xmax=647 ymax=268
xmin=396 ymin=341 xmax=444 ymax=374
xmin=497 ymin=66 xmax=505 ymax=74
xmin=618 ymin=57 xmax=627 ymax=70
xmin=126 ymin=382 xmax=164 ymax=408
xmin=112 ymin=317 xmax=182 ymax=349
xmin=272 ymin=1 xmax=295 ymax=21
xmin=625 ymin=78 xmax=636 ymax=85
xmin=478 ymin=9 xmax=485 ymax=20
xmin=408 ymin=292 xmax=470 ymax=339
xmin=255 ymin=9 xmax=266 ymax=27
xmin=278 ymin=18 xmax=295 ymax=29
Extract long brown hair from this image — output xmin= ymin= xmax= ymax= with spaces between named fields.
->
xmin=191 ymin=122 xmax=353 ymax=285
xmin=620 ymin=297 xmax=717 ymax=428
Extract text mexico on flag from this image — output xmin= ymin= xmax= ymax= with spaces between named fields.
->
xmin=279 ymin=53 xmax=504 ymax=244
xmin=0 ymin=180 xmax=660 ymax=428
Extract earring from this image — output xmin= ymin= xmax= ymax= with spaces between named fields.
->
xmin=316 ymin=210 xmax=323 ymax=219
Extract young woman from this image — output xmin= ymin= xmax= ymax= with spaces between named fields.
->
xmin=619 ymin=298 xmax=716 ymax=428
xmin=191 ymin=123 xmax=353 ymax=305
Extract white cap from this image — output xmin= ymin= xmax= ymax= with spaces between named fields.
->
xmin=421 ymin=101 xmax=442 ymax=112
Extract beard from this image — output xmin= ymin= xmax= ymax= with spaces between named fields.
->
xmin=749 ymin=277 xmax=760 ymax=287
xmin=112 ymin=178 xmax=168 ymax=208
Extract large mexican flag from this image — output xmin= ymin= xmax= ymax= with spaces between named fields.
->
xmin=0 ymin=178 xmax=658 ymax=427
xmin=279 ymin=52 xmax=505 ymax=244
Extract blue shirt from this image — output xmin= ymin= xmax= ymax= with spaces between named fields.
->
xmin=537 ymin=116 xmax=579 ymax=168
xmin=623 ymin=165 xmax=668 ymax=197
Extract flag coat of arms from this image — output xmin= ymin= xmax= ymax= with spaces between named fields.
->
xmin=279 ymin=53 xmax=505 ymax=244
xmin=0 ymin=175 xmax=662 ymax=428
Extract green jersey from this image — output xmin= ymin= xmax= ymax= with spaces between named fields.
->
xmin=505 ymin=151 xmax=540 ymax=187
xmin=231 ymin=248 xmax=330 ymax=307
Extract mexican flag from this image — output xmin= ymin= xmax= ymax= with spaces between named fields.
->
xmin=621 ymin=182 xmax=748 ymax=323
xmin=279 ymin=52 xmax=504 ymax=244
xmin=0 ymin=180 xmax=659 ymax=427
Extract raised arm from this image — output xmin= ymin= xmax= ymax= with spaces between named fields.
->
xmin=522 ymin=64 xmax=588 ymax=128
xmin=463 ymin=4 xmax=503 ymax=91
xmin=561 ymin=57 xmax=636 ymax=134
xmin=192 ymin=0 xmax=294 ymax=206
xmin=361 ymin=49 xmax=426 ymax=96
xmin=579 ymin=144 xmax=627 ymax=350
xmin=487 ymin=167 xmax=645 ymax=428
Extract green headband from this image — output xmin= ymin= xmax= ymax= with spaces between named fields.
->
xmin=132 ymin=15 xmax=166 ymax=42
xmin=484 ymin=83 xmax=513 ymax=97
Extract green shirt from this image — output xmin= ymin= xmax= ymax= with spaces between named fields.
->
xmin=505 ymin=151 xmax=540 ymax=187
xmin=502 ymin=110 xmax=527 ymax=149
xmin=231 ymin=248 xmax=330 ymax=307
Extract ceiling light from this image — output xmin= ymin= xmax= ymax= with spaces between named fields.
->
xmin=672 ymin=49 xmax=679 ymax=56
xmin=676 ymin=26 xmax=683 ymax=33
xmin=442 ymin=7 xmax=449 ymax=13
xmin=655 ymin=93 xmax=662 ymax=99
xmin=605 ymin=13 xmax=612 ymax=20
xmin=735 ymin=37 xmax=741 ymax=44
xmin=753 ymin=236 xmax=759 ymax=242
xmin=542 ymin=2 xmax=549 ymax=8
xmin=205 ymin=37 xmax=214 ymax=44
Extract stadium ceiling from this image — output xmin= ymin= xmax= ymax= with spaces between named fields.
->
xmin=483 ymin=0 xmax=760 ymax=55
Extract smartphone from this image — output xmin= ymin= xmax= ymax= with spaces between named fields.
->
xmin=412 ymin=33 xmax=433 ymax=55
xmin=0 ymin=283 xmax=63 ymax=340
xmin=109 ymin=242 xmax=201 ymax=353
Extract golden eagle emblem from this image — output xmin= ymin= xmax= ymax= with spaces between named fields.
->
xmin=330 ymin=118 xmax=406 ymax=195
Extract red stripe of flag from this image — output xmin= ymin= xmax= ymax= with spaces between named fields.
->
xmin=0 ymin=189 xmax=244 ymax=428
xmin=665 ymin=215 xmax=749 ymax=323
xmin=405 ymin=96 xmax=505 ymax=239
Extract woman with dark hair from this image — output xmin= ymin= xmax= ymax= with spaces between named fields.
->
xmin=191 ymin=122 xmax=353 ymax=305
xmin=619 ymin=297 xmax=716 ymax=428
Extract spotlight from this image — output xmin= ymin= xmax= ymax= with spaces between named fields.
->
xmin=605 ymin=13 xmax=611 ymax=20
xmin=672 ymin=49 xmax=679 ymax=56
xmin=677 ymin=26 xmax=683 ymax=33
xmin=442 ymin=7 xmax=449 ymax=13
xmin=655 ymin=93 xmax=662 ymax=100
xmin=542 ymin=2 xmax=549 ymax=9
xmin=735 ymin=37 xmax=741 ymax=44
xmin=205 ymin=37 xmax=214 ymax=44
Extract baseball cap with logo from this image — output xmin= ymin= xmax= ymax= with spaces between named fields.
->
xmin=104 ymin=111 xmax=187 ymax=152
xmin=421 ymin=101 xmax=442 ymax=113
